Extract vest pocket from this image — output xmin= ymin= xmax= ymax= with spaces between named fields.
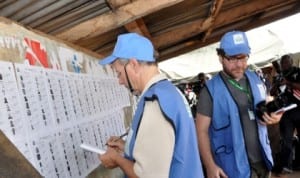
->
xmin=212 ymin=127 xmax=235 ymax=175
xmin=215 ymin=145 xmax=233 ymax=154
xmin=211 ymin=116 xmax=233 ymax=156
xmin=212 ymin=114 xmax=230 ymax=130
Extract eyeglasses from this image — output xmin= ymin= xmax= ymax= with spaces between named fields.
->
xmin=115 ymin=70 xmax=121 ymax=78
xmin=113 ymin=65 xmax=125 ymax=78
xmin=113 ymin=58 xmax=130 ymax=78
xmin=223 ymin=55 xmax=248 ymax=63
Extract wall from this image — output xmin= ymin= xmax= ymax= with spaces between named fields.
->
xmin=0 ymin=17 xmax=132 ymax=178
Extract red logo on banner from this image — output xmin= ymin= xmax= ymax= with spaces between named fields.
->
xmin=24 ymin=37 xmax=49 ymax=68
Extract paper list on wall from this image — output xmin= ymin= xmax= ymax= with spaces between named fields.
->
xmin=15 ymin=64 xmax=54 ymax=136
xmin=0 ymin=61 xmax=129 ymax=178
xmin=0 ymin=62 xmax=37 ymax=166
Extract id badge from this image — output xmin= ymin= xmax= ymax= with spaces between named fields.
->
xmin=248 ymin=109 xmax=255 ymax=120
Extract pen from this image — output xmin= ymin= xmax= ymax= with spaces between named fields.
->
xmin=115 ymin=132 xmax=128 ymax=141
xmin=105 ymin=132 xmax=128 ymax=146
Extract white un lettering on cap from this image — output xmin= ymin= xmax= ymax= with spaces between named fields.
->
xmin=232 ymin=33 xmax=246 ymax=45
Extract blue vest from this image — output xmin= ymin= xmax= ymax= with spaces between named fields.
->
xmin=206 ymin=70 xmax=273 ymax=178
xmin=125 ymin=79 xmax=204 ymax=178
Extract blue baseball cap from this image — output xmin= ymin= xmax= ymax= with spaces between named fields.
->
xmin=220 ymin=31 xmax=251 ymax=56
xmin=99 ymin=33 xmax=155 ymax=65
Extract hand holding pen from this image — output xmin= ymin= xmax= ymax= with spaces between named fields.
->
xmin=105 ymin=132 xmax=128 ymax=153
xmin=99 ymin=132 xmax=128 ymax=167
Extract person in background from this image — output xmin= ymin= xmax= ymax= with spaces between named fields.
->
xmin=194 ymin=72 xmax=208 ymax=97
xmin=184 ymin=83 xmax=198 ymax=118
xmin=198 ymin=72 xmax=208 ymax=88
xmin=98 ymin=33 xmax=204 ymax=178
xmin=190 ymin=72 xmax=209 ymax=119
xmin=255 ymin=68 xmax=271 ymax=95
xmin=276 ymin=54 xmax=300 ymax=174
xmin=256 ymin=68 xmax=266 ymax=87
xmin=196 ymin=31 xmax=283 ymax=178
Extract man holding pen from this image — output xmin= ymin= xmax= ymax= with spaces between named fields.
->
xmin=98 ymin=33 xmax=203 ymax=178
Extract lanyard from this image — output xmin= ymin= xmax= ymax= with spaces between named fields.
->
xmin=228 ymin=78 xmax=251 ymax=102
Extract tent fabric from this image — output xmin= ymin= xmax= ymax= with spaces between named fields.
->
xmin=159 ymin=29 xmax=286 ymax=83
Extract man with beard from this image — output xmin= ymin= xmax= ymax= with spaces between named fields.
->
xmin=196 ymin=31 xmax=283 ymax=178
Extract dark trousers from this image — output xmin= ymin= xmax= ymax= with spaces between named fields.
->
xmin=250 ymin=161 xmax=270 ymax=178
xmin=280 ymin=108 xmax=300 ymax=169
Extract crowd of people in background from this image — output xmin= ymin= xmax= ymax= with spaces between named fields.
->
xmin=269 ymin=55 xmax=300 ymax=174
xmin=177 ymin=72 xmax=210 ymax=118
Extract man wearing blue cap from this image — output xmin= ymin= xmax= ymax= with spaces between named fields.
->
xmin=98 ymin=33 xmax=204 ymax=178
xmin=195 ymin=31 xmax=283 ymax=178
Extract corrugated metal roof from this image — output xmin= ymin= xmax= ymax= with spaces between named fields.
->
xmin=1 ymin=0 xmax=299 ymax=62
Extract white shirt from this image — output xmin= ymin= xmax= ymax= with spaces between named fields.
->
xmin=132 ymin=74 xmax=175 ymax=178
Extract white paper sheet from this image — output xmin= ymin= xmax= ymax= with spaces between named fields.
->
xmin=0 ymin=61 xmax=129 ymax=178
